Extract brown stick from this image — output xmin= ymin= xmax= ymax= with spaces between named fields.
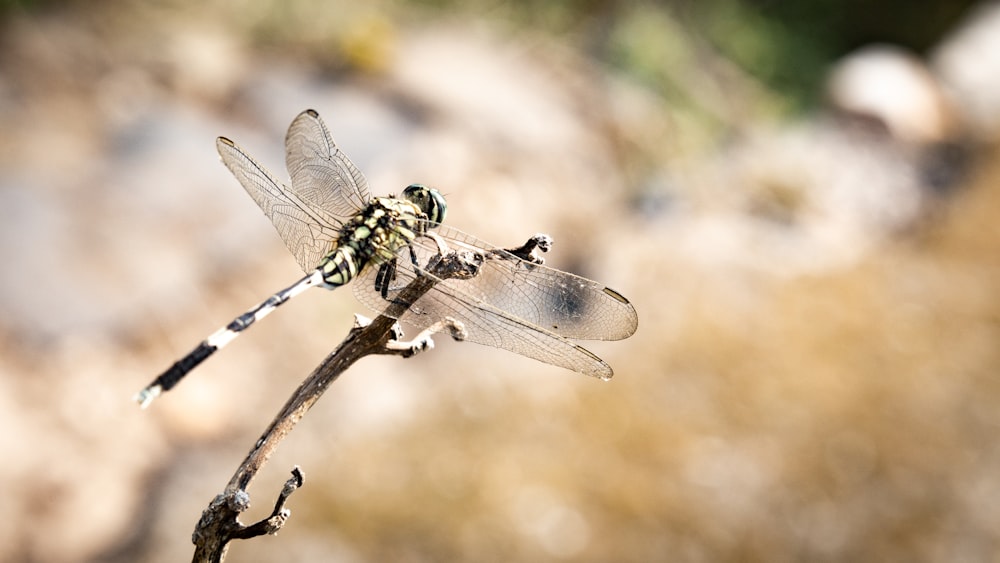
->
xmin=190 ymin=251 xmax=477 ymax=562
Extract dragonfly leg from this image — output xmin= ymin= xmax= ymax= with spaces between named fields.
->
xmin=408 ymin=238 xmax=439 ymax=278
xmin=374 ymin=259 xmax=397 ymax=299
xmin=372 ymin=255 xmax=425 ymax=308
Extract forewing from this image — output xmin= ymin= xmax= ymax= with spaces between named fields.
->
xmin=216 ymin=136 xmax=341 ymax=272
xmin=430 ymin=225 xmax=637 ymax=340
xmin=284 ymin=109 xmax=372 ymax=221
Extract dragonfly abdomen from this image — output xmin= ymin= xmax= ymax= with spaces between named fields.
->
xmin=318 ymin=245 xmax=361 ymax=286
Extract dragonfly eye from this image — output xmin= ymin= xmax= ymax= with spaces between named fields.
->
xmin=403 ymin=184 xmax=447 ymax=226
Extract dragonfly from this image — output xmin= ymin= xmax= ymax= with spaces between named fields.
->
xmin=135 ymin=109 xmax=638 ymax=407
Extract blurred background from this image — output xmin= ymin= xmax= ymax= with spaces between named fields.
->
xmin=2 ymin=0 xmax=1000 ymax=561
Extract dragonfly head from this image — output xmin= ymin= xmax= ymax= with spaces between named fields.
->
xmin=402 ymin=184 xmax=447 ymax=227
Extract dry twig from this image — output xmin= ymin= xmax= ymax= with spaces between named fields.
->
xmin=189 ymin=248 xmax=479 ymax=562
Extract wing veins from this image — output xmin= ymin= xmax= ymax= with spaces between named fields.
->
xmin=217 ymin=136 xmax=341 ymax=272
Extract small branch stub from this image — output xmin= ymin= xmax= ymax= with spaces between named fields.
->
xmin=381 ymin=317 xmax=467 ymax=357
xmin=231 ymin=467 xmax=303 ymax=540
xmin=191 ymin=468 xmax=304 ymax=563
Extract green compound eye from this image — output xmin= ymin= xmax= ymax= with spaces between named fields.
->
xmin=402 ymin=183 xmax=447 ymax=226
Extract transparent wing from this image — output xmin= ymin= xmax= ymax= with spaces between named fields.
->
xmin=352 ymin=224 xmax=639 ymax=378
xmin=284 ymin=109 xmax=372 ymax=221
xmin=432 ymin=225 xmax=638 ymax=340
xmin=216 ymin=136 xmax=342 ymax=272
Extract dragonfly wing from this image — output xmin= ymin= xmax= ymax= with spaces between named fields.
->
xmin=428 ymin=225 xmax=637 ymax=341
xmin=216 ymin=136 xmax=341 ymax=272
xmin=418 ymin=287 xmax=616 ymax=379
xmin=284 ymin=109 xmax=373 ymax=221
xmin=354 ymin=254 xmax=614 ymax=379
xmin=353 ymin=225 xmax=636 ymax=378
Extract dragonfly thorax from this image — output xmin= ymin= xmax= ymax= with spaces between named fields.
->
xmin=316 ymin=194 xmax=438 ymax=288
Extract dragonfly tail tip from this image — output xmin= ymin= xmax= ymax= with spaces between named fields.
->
xmin=133 ymin=385 xmax=162 ymax=409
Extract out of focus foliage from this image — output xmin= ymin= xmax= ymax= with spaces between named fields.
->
xmin=2 ymin=0 xmax=978 ymax=110
xmin=400 ymin=0 xmax=977 ymax=110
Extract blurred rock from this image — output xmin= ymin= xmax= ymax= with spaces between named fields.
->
xmin=932 ymin=0 xmax=1000 ymax=141
xmin=827 ymin=44 xmax=958 ymax=145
